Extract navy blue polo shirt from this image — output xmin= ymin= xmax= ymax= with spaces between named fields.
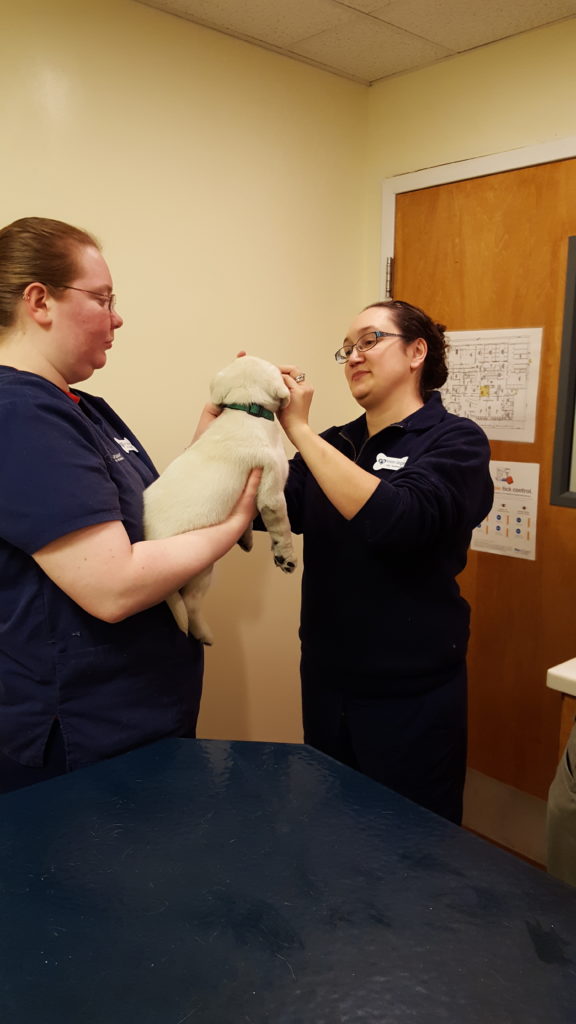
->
xmin=284 ymin=392 xmax=494 ymax=692
xmin=0 ymin=367 xmax=202 ymax=769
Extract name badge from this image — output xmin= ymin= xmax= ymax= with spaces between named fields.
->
xmin=373 ymin=452 xmax=408 ymax=472
xmin=114 ymin=437 xmax=139 ymax=454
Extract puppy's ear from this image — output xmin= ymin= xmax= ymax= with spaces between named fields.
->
xmin=209 ymin=363 xmax=234 ymax=405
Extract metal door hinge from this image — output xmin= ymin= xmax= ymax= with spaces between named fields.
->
xmin=385 ymin=256 xmax=394 ymax=299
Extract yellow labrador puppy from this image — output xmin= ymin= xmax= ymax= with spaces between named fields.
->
xmin=143 ymin=356 xmax=296 ymax=644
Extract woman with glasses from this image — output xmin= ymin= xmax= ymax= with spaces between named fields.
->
xmin=0 ymin=216 xmax=259 ymax=794
xmin=276 ymin=300 xmax=493 ymax=824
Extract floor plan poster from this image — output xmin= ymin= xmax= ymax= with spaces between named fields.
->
xmin=471 ymin=462 xmax=540 ymax=560
xmin=441 ymin=329 xmax=542 ymax=442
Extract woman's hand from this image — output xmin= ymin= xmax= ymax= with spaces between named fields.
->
xmin=226 ymin=467 xmax=262 ymax=536
xmin=276 ymin=365 xmax=314 ymax=447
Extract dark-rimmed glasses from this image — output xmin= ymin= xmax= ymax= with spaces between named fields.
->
xmin=334 ymin=330 xmax=404 ymax=363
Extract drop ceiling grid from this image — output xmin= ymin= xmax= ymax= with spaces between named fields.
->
xmin=134 ymin=0 xmax=576 ymax=84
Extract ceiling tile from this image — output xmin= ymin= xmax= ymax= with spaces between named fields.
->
xmin=290 ymin=14 xmax=452 ymax=83
xmin=135 ymin=0 xmax=576 ymax=84
xmin=369 ymin=0 xmax=576 ymax=51
xmin=332 ymin=0 xmax=391 ymax=11
xmin=138 ymin=0 xmax=353 ymax=47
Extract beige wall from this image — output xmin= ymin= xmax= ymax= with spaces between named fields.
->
xmin=3 ymin=1 xmax=576 ymax=745
xmin=1 ymin=0 xmax=367 ymax=743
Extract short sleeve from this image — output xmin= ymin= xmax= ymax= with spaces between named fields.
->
xmin=0 ymin=393 xmax=123 ymax=553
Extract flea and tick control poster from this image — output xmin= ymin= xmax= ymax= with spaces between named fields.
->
xmin=471 ymin=462 xmax=540 ymax=560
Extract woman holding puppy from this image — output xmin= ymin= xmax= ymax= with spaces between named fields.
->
xmin=0 ymin=216 xmax=259 ymax=794
xmin=277 ymin=301 xmax=493 ymax=824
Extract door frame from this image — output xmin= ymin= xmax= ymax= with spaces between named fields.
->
xmin=380 ymin=135 xmax=576 ymax=298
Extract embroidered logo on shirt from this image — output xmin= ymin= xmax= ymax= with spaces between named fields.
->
xmin=114 ymin=437 xmax=139 ymax=454
xmin=373 ymin=453 xmax=408 ymax=471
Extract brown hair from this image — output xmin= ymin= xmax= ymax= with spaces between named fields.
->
xmin=0 ymin=217 xmax=100 ymax=329
xmin=364 ymin=299 xmax=449 ymax=398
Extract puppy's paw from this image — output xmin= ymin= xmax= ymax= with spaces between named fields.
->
xmin=274 ymin=553 xmax=297 ymax=574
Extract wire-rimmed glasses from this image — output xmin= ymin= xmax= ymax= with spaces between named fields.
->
xmin=58 ymin=285 xmax=117 ymax=312
xmin=334 ymin=330 xmax=404 ymax=363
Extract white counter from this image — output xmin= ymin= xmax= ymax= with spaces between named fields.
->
xmin=547 ymin=658 xmax=576 ymax=698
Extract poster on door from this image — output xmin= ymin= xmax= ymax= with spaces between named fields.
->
xmin=471 ymin=461 xmax=539 ymax=560
xmin=441 ymin=328 xmax=542 ymax=442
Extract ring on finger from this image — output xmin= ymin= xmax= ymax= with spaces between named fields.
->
xmin=294 ymin=373 xmax=306 ymax=383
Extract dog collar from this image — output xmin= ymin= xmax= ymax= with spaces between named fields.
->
xmin=222 ymin=402 xmax=275 ymax=421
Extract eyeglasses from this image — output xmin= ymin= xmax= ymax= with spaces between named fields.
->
xmin=58 ymin=285 xmax=117 ymax=312
xmin=334 ymin=330 xmax=404 ymax=363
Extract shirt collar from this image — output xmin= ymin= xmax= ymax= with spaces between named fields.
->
xmin=340 ymin=391 xmax=446 ymax=446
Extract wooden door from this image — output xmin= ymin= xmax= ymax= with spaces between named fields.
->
xmin=394 ymin=159 xmax=576 ymax=799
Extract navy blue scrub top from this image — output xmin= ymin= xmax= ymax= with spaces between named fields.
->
xmin=0 ymin=367 xmax=202 ymax=769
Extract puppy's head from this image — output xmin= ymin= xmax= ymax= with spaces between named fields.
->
xmin=210 ymin=356 xmax=290 ymax=412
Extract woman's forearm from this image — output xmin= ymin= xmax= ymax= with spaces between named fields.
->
xmin=288 ymin=423 xmax=378 ymax=520
xmin=112 ymin=518 xmax=253 ymax=621
xmin=33 ymin=471 xmax=260 ymax=622
xmin=278 ymin=372 xmax=378 ymax=519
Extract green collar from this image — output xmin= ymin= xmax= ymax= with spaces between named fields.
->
xmin=222 ymin=402 xmax=275 ymax=421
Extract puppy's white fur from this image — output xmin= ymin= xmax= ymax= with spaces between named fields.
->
xmin=143 ymin=356 xmax=296 ymax=644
